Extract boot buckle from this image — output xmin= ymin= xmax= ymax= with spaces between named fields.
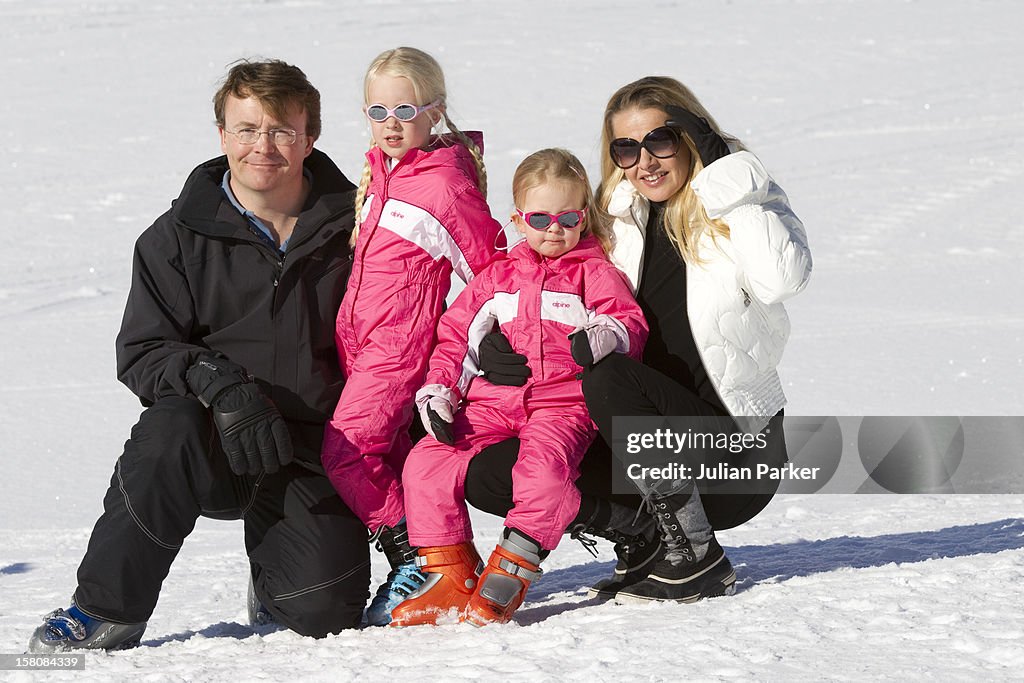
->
xmin=497 ymin=557 xmax=543 ymax=582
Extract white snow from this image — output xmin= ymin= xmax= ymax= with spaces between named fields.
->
xmin=1 ymin=1 xmax=1022 ymax=680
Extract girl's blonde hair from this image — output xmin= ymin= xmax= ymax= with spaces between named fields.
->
xmin=512 ymin=148 xmax=613 ymax=254
xmin=597 ymin=76 xmax=743 ymax=264
xmin=352 ymin=47 xmax=487 ymax=241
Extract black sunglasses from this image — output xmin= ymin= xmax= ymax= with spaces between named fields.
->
xmin=608 ymin=126 xmax=682 ymax=169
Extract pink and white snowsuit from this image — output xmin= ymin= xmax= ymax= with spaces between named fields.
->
xmin=323 ymin=136 xmax=502 ymax=532
xmin=404 ymin=235 xmax=648 ymax=550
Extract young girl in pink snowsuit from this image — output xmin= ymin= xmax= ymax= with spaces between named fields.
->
xmin=321 ymin=47 xmax=502 ymax=626
xmin=390 ymin=149 xmax=648 ymax=627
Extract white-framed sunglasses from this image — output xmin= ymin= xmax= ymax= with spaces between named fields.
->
xmin=364 ymin=100 xmax=441 ymax=123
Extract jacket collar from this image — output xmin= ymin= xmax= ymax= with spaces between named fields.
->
xmin=508 ymin=234 xmax=608 ymax=269
xmin=171 ymin=148 xmax=355 ymax=248
xmin=608 ymin=179 xmax=649 ymax=229
xmin=366 ymin=131 xmax=485 ymax=187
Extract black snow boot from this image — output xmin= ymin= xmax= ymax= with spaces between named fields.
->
xmin=372 ymin=520 xmax=418 ymax=570
xmin=614 ymin=486 xmax=736 ymax=604
xmin=247 ymin=575 xmax=274 ymax=626
xmin=568 ymin=497 xmax=664 ymax=599
xmin=366 ymin=519 xmax=427 ymax=626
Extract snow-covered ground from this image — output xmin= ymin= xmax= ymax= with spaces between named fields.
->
xmin=1 ymin=1 xmax=1022 ymax=679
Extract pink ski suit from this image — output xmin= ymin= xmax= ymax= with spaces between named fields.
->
xmin=404 ymin=235 xmax=648 ymax=550
xmin=323 ymin=135 xmax=502 ymax=532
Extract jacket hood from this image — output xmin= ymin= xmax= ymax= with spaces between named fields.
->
xmin=366 ymin=131 xmax=485 ymax=188
xmin=171 ymin=148 xmax=356 ymax=239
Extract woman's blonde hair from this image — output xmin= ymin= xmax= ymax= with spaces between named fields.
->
xmin=352 ymin=47 xmax=487 ymax=241
xmin=597 ymin=76 xmax=743 ymax=264
xmin=512 ymin=148 xmax=613 ymax=254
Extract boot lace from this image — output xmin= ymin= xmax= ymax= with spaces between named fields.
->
xmin=649 ymin=497 xmax=695 ymax=567
xmin=568 ymin=526 xmax=600 ymax=557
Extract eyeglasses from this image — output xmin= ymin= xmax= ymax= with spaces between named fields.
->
xmin=365 ymin=100 xmax=441 ymax=123
xmin=516 ymin=208 xmax=587 ymax=230
xmin=225 ymin=128 xmax=303 ymax=146
xmin=608 ymin=126 xmax=682 ymax=169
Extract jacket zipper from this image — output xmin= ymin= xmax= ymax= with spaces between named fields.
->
xmin=628 ymin=203 xmax=647 ymax=291
xmin=349 ymin=180 xmax=387 ymax=331
xmin=685 ymin=256 xmax=732 ymax=424
xmin=740 ymin=286 xmax=772 ymax=329
xmin=273 ymin=253 xmax=286 ymax=289
xmin=267 ymin=249 xmax=285 ymax=398
xmin=270 ymin=209 xmax=342 ymax=404
xmin=348 ymin=153 xmax=404 ymax=331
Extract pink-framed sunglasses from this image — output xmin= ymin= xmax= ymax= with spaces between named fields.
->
xmin=364 ymin=100 xmax=441 ymax=123
xmin=515 ymin=208 xmax=587 ymax=230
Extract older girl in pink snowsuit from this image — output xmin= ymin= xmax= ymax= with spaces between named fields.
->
xmin=321 ymin=47 xmax=501 ymax=626
xmin=391 ymin=149 xmax=648 ymax=627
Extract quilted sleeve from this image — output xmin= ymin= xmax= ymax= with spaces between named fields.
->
xmin=691 ymin=150 xmax=812 ymax=304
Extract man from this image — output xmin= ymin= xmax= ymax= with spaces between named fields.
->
xmin=28 ymin=59 xmax=369 ymax=652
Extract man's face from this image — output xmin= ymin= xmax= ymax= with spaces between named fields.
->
xmin=219 ymin=95 xmax=314 ymax=203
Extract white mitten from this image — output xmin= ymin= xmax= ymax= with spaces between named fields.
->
xmin=415 ymin=384 xmax=457 ymax=445
xmin=568 ymin=314 xmax=629 ymax=366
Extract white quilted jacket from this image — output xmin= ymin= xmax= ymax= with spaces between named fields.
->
xmin=607 ymin=150 xmax=812 ymax=433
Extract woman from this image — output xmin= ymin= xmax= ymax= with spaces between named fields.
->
xmin=465 ymin=76 xmax=811 ymax=604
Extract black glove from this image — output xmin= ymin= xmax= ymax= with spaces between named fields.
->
xmin=664 ymin=105 xmax=730 ymax=167
xmin=426 ymin=404 xmax=455 ymax=445
xmin=186 ymin=356 xmax=294 ymax=476
xmin=569 ymin=330 xmax=595 ymax=367
xmin=478 ymin=331 xmax=532 ymax=387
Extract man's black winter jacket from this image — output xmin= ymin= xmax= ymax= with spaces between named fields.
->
xmin=116 ymin=149 xmax=356 ymax=467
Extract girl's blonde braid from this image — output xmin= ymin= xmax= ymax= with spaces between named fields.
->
xmin=443 ymin=113 xmax=487 ymax=198
xmin=350 ymin=154 xmax=374 ymax=247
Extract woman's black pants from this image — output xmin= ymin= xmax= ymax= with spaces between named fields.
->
xmin=465 ymin=354 xmax=788 ymax=531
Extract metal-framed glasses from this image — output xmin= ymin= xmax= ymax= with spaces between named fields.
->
xmin=365 ymin=100 xmax=441 ymax=123
xmin=516 ymin=208 xmax=587 ymax=230
xmin=608 ymin=126 xmax=682 ymax=169
xmin=225 ymin=128 xmax=303 ymax=146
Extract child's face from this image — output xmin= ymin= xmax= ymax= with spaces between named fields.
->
xmin=365 ymin=75 xmax=438 ymax=161
xmin=513 ymin=180 xmax=586 ymax=259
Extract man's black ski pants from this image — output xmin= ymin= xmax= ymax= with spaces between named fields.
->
xmin=73 ymin=397 xmax=370 ymax=637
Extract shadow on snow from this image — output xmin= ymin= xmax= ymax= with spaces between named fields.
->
xmin=517 ymin=517 xmax=1024 ymax=621
xmin=111 ymin=518 xmax=1023 ymax=637
xmin=142 ymin=621 xmax=282 ymax=647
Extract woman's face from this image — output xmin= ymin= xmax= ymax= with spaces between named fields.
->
xmin=610 ymin=106 xmax=692 ymax=203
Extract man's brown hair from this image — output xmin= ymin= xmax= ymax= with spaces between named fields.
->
xmin=213 ymin=59 xmax=321 ymax=140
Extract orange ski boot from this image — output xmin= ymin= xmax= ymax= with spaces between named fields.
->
xmin=389 ymin=542 xmax=482 ymax=627
xmin=464 ymin=528 xmax=544 ymax=626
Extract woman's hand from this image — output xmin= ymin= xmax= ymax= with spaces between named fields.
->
xmin=665 ymin=106 xmax=730 ymax=167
